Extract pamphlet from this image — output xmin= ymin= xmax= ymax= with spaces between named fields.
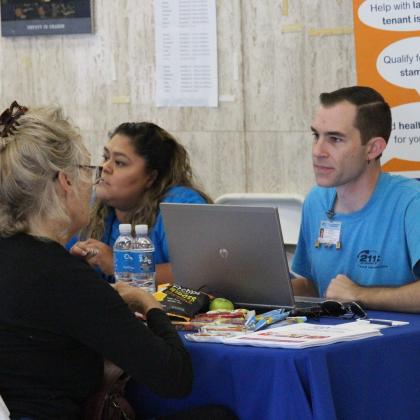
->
xmin=223 ymin=322 xmax=382 ymax=349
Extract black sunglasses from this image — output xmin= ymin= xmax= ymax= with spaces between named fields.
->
xmin=320 ymin=300 xmax=367 ymax=320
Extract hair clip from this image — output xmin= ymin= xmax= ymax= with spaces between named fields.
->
xmin=0 ymin=101 xmax=28 ymax=138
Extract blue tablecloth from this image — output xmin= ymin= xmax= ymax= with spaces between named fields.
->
xmin=127 ymin=311 xmax=420 ymax=420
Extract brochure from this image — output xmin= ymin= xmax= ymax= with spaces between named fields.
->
xmin=223 ymin=321 xmax=382 ymax=349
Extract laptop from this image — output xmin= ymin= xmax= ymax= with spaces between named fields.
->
xmin=161 ymin=203 xmax=325 ymax=311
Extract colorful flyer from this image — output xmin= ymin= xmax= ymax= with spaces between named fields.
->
xmin=353 ymin=0 xmax=420 ymax=178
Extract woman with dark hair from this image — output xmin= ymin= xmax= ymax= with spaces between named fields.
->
xmin=69 ymin=122 xmax=211 ymax=284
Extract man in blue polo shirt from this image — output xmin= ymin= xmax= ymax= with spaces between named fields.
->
xmin=292 ymin=86 xmax=420 ymax=312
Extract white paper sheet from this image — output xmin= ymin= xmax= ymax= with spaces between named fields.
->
xmin=224 ymin=322 xmax=382 ymax=349
xmin=154 ymin=0 xmax=218 ymax=107
xmin=0 ymin=394 xmax=9 ymax=420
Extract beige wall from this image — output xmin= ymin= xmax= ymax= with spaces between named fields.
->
xmin=0 ymin=0 xmax=355 ymax=200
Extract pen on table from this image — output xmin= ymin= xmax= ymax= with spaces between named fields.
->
xmin=367 ymin=319 xmax=394 ymax=326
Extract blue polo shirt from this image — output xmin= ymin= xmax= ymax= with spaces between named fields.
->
xmin=292 ymin=173 xmax=420 ymax=296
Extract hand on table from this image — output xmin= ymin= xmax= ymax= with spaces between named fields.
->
xmin=114 ymin=281 xmax=163 ymax=317
xmin=325 ymin=274 xmax=362 ymax=302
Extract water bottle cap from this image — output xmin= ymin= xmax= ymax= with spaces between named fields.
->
xmin=135 ymin=224 xmax=148 ymax=235
xmin=118 ymin=223 xmax=131 ymax=234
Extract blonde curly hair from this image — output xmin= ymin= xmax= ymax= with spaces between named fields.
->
xmin=0 ymin=103 xmax=89 ymax=241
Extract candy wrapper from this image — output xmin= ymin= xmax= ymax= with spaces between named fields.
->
xmin=184 ymin=310 xmax=254 ymax=342
xmin=245 ymin=309 xmax=290 ymax=331
xmin=174 ymin=309 xmax=252 ymax=330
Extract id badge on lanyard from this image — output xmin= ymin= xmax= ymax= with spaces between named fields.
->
xmin=315 ymin=220 xmax=342 ymax=250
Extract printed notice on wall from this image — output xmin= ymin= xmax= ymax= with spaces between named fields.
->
xmin=154 ymin=0 xmax=218 ymax=107
xmin=354 ymin=0 xmax=420 ymax=178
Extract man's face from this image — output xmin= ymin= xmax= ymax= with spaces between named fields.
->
xmin=311 ymin=101 xmax=370 ymax=189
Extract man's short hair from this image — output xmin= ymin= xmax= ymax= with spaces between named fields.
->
xmin=319 ymin=86 xmax=392 ymax=145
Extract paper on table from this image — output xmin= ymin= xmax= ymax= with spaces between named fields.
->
xmin=185 ymin=330 xmax=244 ymax=343
xmin=223 ymin=322 xmax=382 ymax=349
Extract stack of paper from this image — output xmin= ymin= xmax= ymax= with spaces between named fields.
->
xmin=223 ymin=321 xmax=382 ymax=349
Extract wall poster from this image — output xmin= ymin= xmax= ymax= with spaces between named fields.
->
xmin=353 ymin=0 xmax=420 ymax=179
xmin=1 ymin=0 xmax=92 ymax=36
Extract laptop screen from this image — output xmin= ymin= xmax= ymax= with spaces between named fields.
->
xmin=160 ymin=203 xmax=296 ymax=310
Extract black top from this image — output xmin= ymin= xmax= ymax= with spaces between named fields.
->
xmin=0 ymin=234 xmax=192 ymax=419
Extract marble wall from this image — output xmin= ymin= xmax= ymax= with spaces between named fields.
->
xmin=0 ymin=0 xmax=356 ymax=200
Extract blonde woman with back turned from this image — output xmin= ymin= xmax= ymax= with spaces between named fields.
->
xmin=0 ymin=102 xmax=193 ymax=419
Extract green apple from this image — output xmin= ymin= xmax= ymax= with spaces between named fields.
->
xmin=209 ymin=297 xmax=234 ymax=311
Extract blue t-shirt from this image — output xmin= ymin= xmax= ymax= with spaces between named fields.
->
xmin=67 ymin=186 xmax=207 ymax=281
xmin=103 ymin=186 xmax=206 ymax=264
xmin=292 ymin=173 xmax=420 ymax=297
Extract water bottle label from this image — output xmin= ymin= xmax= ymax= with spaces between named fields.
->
xmin=114 ymin=250 xmax=134 ymax=273
xmin=133 ymin=251 xmax=155 ymax=274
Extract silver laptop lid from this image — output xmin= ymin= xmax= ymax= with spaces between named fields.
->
xmin=160 ymin=203 xmax=296 ymax=310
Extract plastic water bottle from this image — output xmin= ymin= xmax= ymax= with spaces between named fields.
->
xmin=131 ymin=224 xmax=156 ymax=293
xmin=113 ymin=224 xmax=133 ymax=282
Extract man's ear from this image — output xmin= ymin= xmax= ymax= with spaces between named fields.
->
xmin=57 ymin=171 xmax=72 ymax=193
xmin=366 ymin=137 xmax=387 ymax=161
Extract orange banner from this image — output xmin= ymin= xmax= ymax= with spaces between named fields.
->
xmin=353 ymin=0 xmax=420 ymax=177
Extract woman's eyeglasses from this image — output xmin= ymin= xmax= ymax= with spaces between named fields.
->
xmin=78 ymin=165 xmax=103 ymax=184
xmin=53 ymin=165 xmax=103 ymax=184
xmin=320 ymin=300 xmax=367 ymax=320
